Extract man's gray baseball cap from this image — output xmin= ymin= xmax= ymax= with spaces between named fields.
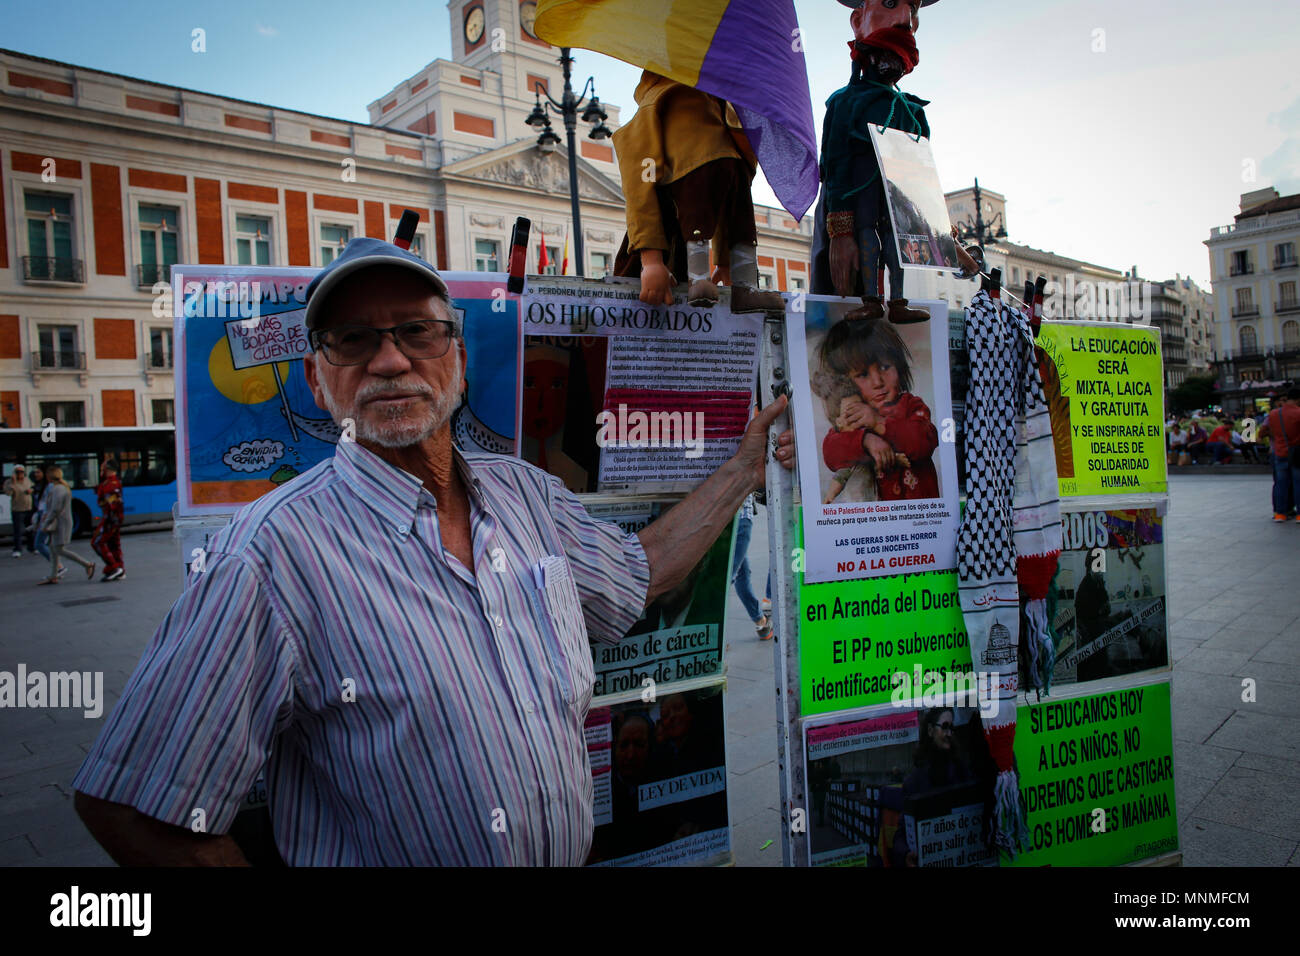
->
xmin=304 ymin=237 xmax=455 ymax=333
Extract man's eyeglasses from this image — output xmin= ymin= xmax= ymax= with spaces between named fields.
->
xmin=311 ymin=319 xmax=457 ymax=366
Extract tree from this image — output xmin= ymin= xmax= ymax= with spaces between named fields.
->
xmin=1169 ymin=373 xmax=1218 ymax=414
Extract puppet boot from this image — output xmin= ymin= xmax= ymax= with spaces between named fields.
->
xmin=727 ymin=242 xmax=785 ymax=313
xmin=685 ymin=239 xmax=719 ymax=306
xmin=887 ymin=298 xmax=930 ymax=324
xmin=843 ymin=295 xmax=885 ymax=321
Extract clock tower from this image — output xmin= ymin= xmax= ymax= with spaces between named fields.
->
xmin=449 ymin=0 xmax=561 ymax=101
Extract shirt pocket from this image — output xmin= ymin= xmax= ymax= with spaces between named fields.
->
xmin=530 ymin=555 xmax=594 ymax=712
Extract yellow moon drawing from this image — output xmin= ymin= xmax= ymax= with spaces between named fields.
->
xmin=208 ymin=338 xmax=292 ymax=405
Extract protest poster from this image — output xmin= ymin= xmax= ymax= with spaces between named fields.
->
xmin=804 ymin=706 xmax=996 ymax=867
xmin=172 ymin=266 xmax=520 ymax=515
xmin=584 ymin=499 xmax=734 ymax=698
xmin=585 ymin=682 xmax=730 ymax=866
xmin=1033 ymin=322 xmax=1167 ymax=497
xmin=522 ymin=277 xmax=762 ymax=494
xmin=799 ymin=567 xmax=973 ymax=716
xmin=870 ymin=127 xmax=959 ymax=271
xmin=1052 ymin=505 xmax=1169 ymax=686
xmin=1010 ymin=680 xmax=1178 ymax=866
xmin=786 ymin=296 xmax=960 ymax=584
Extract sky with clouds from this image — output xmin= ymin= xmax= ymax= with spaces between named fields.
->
xmin=4 ymin=0 xmax=1297 ymax=287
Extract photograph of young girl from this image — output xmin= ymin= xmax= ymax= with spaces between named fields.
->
xmin=812 ymin=312 xmax=941 ymax=505
xmin=788 ymin=296 xmax=960 ymax=585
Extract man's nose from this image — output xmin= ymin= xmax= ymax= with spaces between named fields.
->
xmin=365 ymin=333 xmax=413 ymax=375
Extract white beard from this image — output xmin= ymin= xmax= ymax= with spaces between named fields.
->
xmin=316 ymin=358 xmax=463 ymax=449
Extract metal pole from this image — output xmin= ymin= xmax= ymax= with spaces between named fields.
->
xmin=973 ymin=177 xmax=986 ymax=258
xmin=559 ymin=49 xmax=586 ymax=277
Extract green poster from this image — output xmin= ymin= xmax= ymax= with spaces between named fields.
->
xmin=1009 ymin=681 xmax=1178 ymax=866
xmin=799 ymin=570 xmax=974 ymax=716
xmin=1034 ymin=323 xmax=1167 ymax=497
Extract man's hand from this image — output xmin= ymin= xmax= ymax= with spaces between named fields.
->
xmin=638 ymin=250 xmax=676 ymax=307
xmin=774 ymin=429 xmax=796 ymax=471
xmin=830 ymin=234 xmax=859 ymax=297
xmin=636 ymin=395 xmax=788 ymax=607
xmin=734 ymin=395 xmax=789 ymax=488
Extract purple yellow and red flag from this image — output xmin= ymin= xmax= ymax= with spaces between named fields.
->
xmin=535 ymin=0 xmax=818 ymax=221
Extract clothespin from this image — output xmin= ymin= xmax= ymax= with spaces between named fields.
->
xmin=989 ymin=268 xmax=1002 ymax=300
xmin=393 ymin=209 xmax=420 ymax=249
xmin=1024 ymin=280 xmax=1037 ymax=335
xmin=1033 ymin=277 xmax=1047 ymax=333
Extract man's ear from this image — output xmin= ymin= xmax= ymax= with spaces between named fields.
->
xmin=303 ymin=352 xmax=328 ymax=412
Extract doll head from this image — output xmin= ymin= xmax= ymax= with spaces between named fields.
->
xmin=843 ymin=0 xmax=935 ymax=80
xmin=811 ymin=366 xmax=862 ymax=425
xmin=819 ymin=317 xmax=913 ymax=408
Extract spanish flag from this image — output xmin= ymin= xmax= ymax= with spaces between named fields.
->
xmin=535 ymin=0 xmax=817 ymax=221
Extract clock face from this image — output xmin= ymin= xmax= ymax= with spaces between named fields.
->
xmin=465 ymin=6 xmax=485 ymax=45
xmin=520 ymin=1 xmax=538 ymax=37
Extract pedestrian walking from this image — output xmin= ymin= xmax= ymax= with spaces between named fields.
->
xmin=1260 ymin=388 xmax=1300 ymax=522
xmin=92 ymin=457 xmax=126 ymax=580
xmin=4 ymin=464 xmax=35 ymax=557
xmin=732 ymin=493 xmax=774 ymax=640
xmin=38 ymin=464 xmax=95 ymax=585
xmin=29 ymin=468 xmax=60 ymax=574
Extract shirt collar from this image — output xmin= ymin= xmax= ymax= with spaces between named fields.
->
xmin=333 ymin=437 xmax=485 ymax=535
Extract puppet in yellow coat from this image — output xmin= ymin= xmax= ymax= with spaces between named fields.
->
xmin=612 ymin=71 xmax=787 ymax=313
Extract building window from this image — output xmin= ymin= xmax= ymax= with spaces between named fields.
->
xmin=758 ymin=273 xmax=775 ymax=290
xmin=590 ymin=252 xmax=611 ymax=277
xmin=149 ymin=328 xmax=174 ymax=369
xmin=1239 ymin=325 xmax=1257 ymax=355
xmin=537 ymin=244 xmax=560 ymax=275
xmin=138 ymin=204 xmax=179 ymax=286
xmin=152 ymin=399 xmax=175 ymax=424
xmin=1231 ymin=250 xmax=1252 ymax=275
xmin=1276 ymin=242 xmax=1296 ymax=267
xmin=474 ymin=239 xmax=500 ymax=272
xmin=1235 ymin=288 xmax=1254 ymax=312
xmin=235 ymin=215 xmax=272 ymax=265
xmin=39 ymin=401 xmax=85 ymax=428
xmin=1011 ymin=267 xmax=1020 ymax=286
xmin=790 ymin=275 xmax=806 ymax=291
xmin=1279 ymin=281 xmax=1297 ymax=307
xmin=36 ymin=324 xmax=81 ymax=369
xmin=320 ymin=224 xmax=351 ymax=265
xmin=408 ymin=233 xmax=427 ymax=262
xmin=1283 ymin=321 xmax=1300 ymax=350
xmin=24 ymin=191 xmax=78 ymax=280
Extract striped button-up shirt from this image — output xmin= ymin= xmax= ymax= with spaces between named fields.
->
xmin=73 ymin=438 xmax=650 ymax=865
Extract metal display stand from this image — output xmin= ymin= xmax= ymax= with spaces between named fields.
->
xmin=763 ymin=306 xmax=1182 ymax=868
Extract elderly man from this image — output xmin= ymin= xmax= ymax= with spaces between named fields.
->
xmin=73 ymin=238 xmax=789 ymax=865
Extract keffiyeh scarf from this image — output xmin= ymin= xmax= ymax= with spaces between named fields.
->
xmin=958 ymin=289 xmax=1062 ymax=856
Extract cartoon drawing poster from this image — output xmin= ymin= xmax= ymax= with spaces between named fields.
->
xmin=173 ymin=266 xmax=521 ymax=516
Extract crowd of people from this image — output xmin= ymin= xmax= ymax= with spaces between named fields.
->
xmin=2 ymin=457 xmax=127 ymax=582
xmin=1165 ymin=388 xmax=1300 ymax=521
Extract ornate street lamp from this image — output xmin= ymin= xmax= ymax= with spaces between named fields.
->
xmin=954 ymin=177 xmax=1007 ymax=256
xmin=525 ymin=47 xmax=607 ymax=277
